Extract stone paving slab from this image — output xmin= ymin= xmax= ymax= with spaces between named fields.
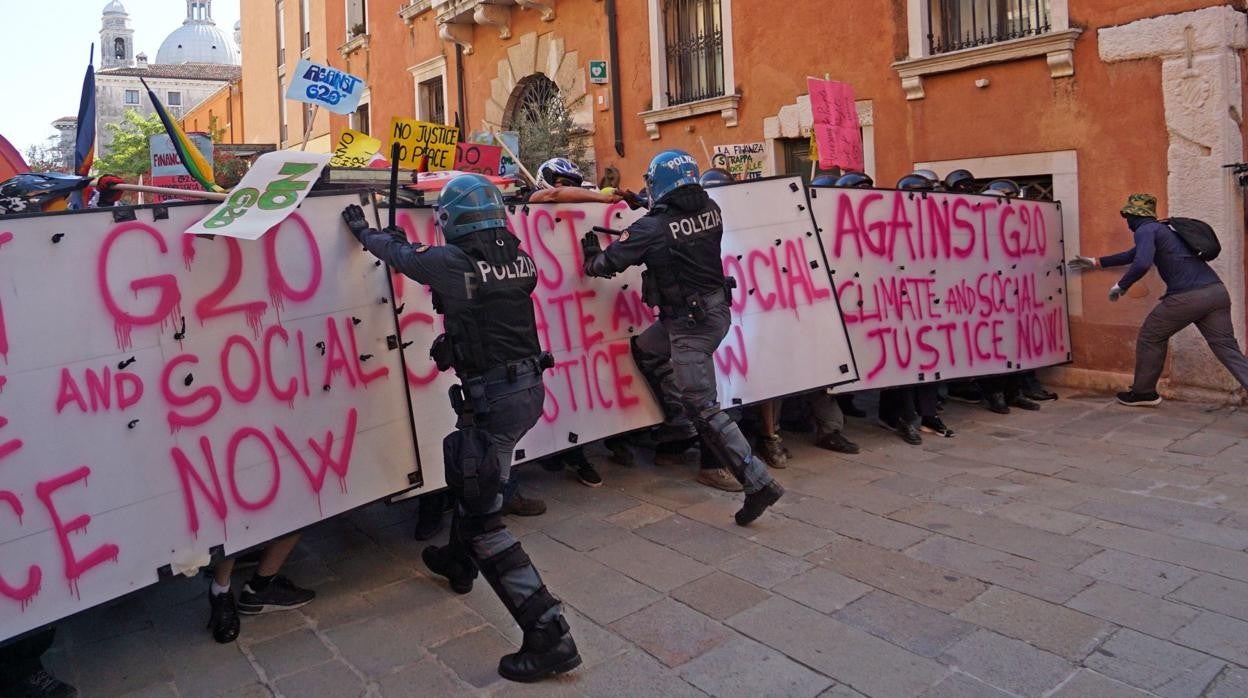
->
xmin=51 ymin=395 xmax=1248 ymax=697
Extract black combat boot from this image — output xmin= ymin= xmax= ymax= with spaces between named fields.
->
xmin=422 ymin=545 xmax=478 ymax=594
xmin=735 ymin=480 xmax=785 ymax=526
xmin=498 ymin=616 xmax=582 ymax=683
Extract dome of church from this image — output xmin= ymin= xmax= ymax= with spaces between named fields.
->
xmin=103 ymin=0 xmax=126 ymax=15
xmin=155 ymin=1 xmax=239 ymax=65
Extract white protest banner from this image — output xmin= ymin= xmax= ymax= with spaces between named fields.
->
xmin=711 ymin=143 xmax=765 ymax=180
xmin=187 ymin=151 xmax=332 ymax=240
xmin=387 ymin=176 xmax=858 ymax=468
xmin=149 ymin=133 xmax=215 ymax=202
xmin=0 ymin=194 xmax=418 ymax=641
xmin=286 ymin=58 xmax=366 ymax=115
xmin=808 ymin=186 xmax=1071 ymax=389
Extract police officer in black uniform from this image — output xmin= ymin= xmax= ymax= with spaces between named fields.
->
xmin=580 ymin=149 xmax=785 ymax=525
xmin=342 ymin=174 xmax=579 ymax=683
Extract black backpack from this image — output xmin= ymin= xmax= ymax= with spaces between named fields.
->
xmin=1165 ymin=217 xmax=1221 ymax=261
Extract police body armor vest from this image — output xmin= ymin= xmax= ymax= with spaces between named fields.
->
xmin=647 ymin=198 xmax=728 ymax=310
xmin=433 ymin=238 xmax=541 ymax=377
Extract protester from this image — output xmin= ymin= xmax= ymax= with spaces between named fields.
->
xmin=1020 ymin=370 xmax=1059 ymax=401
xmin=208 ymin=534 xmax=314 ymax=644
xmin=343 ymin=175 xmax=580 ymax=682
xmin=756 ymin=399 xmax=789 ymax=468
xmin=1069 ymin=193 xmax=1248 ymax=406
xmin=0 ymin=627 xmax=74 ymax=697
xmin=582 ymin=149 xmax=785 ymax=526
xmin=538 ymin=447 xmax=603 ymax=488
xmin=807 ymin=390 xmax=860 ymax=453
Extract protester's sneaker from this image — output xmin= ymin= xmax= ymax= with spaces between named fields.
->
xmin=1116 ymin=390 xmax=1162 ymax=407
xmin=207 ymin=589 xmax=240 ymax=644
xmin=920 ymin=416 xmax=956 ymax=438
xmin=815 ymin=430 xmax=860 ymax=454
xmin=237 ymin=576 xmax=315 ymax=615
xmin=422 ymin=544 xmax=477 ymax=594
xmin=696 ymin=467 xmax=744 ymax=492
xmin=604 ymin=436 xmax=635 ymax=466
xmin=7 ymin=668 xmax=77 ymax=698
xmin=1024 ymin=387 xmax=1059 ymax=401
xmin=575 ymin=462 xmax=603 ymax=488
xmin=759 ymin=435 xmax=788 ymax=469
xmin=735 ymin=481 xmax=785 ymax=526
xmin=502 ymin=491 xmax=547 ymax=517
xmin=880 ymin=418 xmax=923 ymax=445
xmin=1009 ymin=395 xmax=1042 ymax=411
xmin=498 ymin=616 xmax=582 ymax=683
xmin=984 ymin=392 xmax=1011 ymax=415
xmin=947 ymin=385 xmax=983 ymax=404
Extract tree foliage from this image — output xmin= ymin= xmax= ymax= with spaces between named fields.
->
xmin=510 ymin=78 xmax=590 ymax=180
xmin=23 ymin=142 xmax=70 ymax=173
xmin=94 ymin=110 xmax=166 ymax=180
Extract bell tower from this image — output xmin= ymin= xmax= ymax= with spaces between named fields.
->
xmin=101 ymin=1 xmax=135 ymax=69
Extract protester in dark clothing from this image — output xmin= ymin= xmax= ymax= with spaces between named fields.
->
xmin=879 ymin=385 xmax=952 ymax=444
xmin=0 ymin=628 xmax=74 ymax=697
xmin=1070 ymin=193 xmax=1248 ymax=406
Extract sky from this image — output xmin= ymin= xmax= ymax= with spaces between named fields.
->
xmin=0 ymin=0 xmax=241 ymax=156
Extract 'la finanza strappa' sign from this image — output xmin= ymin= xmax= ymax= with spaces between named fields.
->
xmin=0 ymin=179 xmax=1065 ymax=639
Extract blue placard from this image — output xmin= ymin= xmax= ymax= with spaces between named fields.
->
xmin=286 ymin=58 xmax=365 ymax=115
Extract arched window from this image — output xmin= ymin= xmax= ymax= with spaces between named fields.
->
xmin=114 ymin=38 xmax=126 ymax=60
xmin=504 ymin=74 xmax=585 ymax=175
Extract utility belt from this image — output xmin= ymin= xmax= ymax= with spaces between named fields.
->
xmin=652 ymin=277 xmax=737 ymax=322
xmin=448 ymin=352 xmax=553 ymax=419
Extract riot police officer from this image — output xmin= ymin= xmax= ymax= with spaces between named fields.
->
xmin=580 ymin=150 xmax=785 ymax=526
xmin=341 ymin=175 xmax=579 ymax=683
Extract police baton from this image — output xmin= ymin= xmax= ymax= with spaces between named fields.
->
xmin=591 ymin=226 xmax=626 ymax=236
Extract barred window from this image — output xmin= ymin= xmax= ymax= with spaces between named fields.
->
xmin=662 ymin=0 xmax=725 ymax=106
xmin=928 ymin=0 xmax=1051 ymax=54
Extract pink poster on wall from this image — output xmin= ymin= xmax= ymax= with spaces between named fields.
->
xmin=808 ymin=77 xmax=864 ymax=172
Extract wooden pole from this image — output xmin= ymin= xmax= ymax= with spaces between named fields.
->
xmin=491 ymin=130 xmax=541 ymax=187
xmin=109 ymin=182 xmax=229 ymax=201
xmin=300 ymin=104 xmax=321 ymax=152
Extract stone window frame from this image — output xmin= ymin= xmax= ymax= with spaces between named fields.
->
xmin=640 ymin=0 xmax=739 ymax=140
xmin=893 ymin=0 xmax=1078 ymax=100
xmin=914 ymin=150 xmax=1082 ymax=315
xmin=124 ymin=89 xmax=141 ymax=105
xmin=763 ymin=97 xmax=877 ymax=184
xmin=409 ymin=56 xmax=449 ymax=124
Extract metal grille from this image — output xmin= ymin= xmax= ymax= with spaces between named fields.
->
xmin=928 ymin=0 xmax=1051 ymax=54
xmin=662 ymin=0 xmax=725 ymax=106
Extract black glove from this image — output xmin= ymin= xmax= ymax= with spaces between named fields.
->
xmin=581 ymin=232 xmax=604 ymax=275
xmin=619 ymin=189 xmax=648 ymax=211
xmin=341 ymin=204 xmax=371 ymax=243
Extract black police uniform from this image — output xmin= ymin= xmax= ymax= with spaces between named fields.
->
xmin=583 ymin=187 xmax=774 ymax=496
xmin=349 ymin=216 xmax=577 ymax=679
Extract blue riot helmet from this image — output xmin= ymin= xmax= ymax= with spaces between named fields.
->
xmin=810 ymin=174 xmax=839 ymax=187
xmin=833 ymin=172 xmax=874 ymax=188
xmin=982 ymin=179 xmax=1022 ymax=198
xmin=943 ymin=169 xmax=977 ymax=193
xmin=897 ymin=174 xmax=936 ymax=191
xmin=699 ymin=167 xmax=734 ymax=187
xmin=644 ymin=149 xmax=701 ymax=203
xmin=435 ymin=174 xmax=508 ymax=242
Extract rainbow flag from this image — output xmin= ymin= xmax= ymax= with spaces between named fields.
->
xmin=70 ymin=45 xmax=96 ymax=208
xmin=141 ymin=78 xmax=223 ymax=193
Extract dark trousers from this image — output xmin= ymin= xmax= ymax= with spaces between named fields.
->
xmin=1133 ymin=283 xmax=1248 ymax=393
xmin=0 ymin=627 xmax=54 ymax=688
xmin=879 ymin=386 xmax=939 ymax=424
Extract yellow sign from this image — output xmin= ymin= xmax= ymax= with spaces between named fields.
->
xmin=808 ymin=133 xmax=819 ymax=163
xmin=329 ymin=128 xmax=381 ymax=168
xmin=389 ymin=118 xmax=460 ymax=171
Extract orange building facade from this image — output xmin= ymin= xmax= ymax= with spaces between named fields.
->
xmin=181 ymin=78 xmax=246 ymax=143
xmin=240 ymin=0 xmax=1248 ymax=399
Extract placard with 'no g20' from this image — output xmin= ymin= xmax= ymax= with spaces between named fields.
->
xmin=187 ymin=152 xmax=332 ymax=240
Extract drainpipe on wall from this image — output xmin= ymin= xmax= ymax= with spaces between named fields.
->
xmin=455 ymin=45 xmax=468 ymax=131
xmin=605 ymin=0 xmax=624 ymax=157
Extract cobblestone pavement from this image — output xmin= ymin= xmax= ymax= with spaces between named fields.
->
xmin=48 ymin=393 xmax=1248 ymax=697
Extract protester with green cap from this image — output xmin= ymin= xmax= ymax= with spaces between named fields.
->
xmin=1068 ymin=193 xmax=1248 ymax=406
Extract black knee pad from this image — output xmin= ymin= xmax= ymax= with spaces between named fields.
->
xmin=479 ymin=542 xmax=559 ymax=630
